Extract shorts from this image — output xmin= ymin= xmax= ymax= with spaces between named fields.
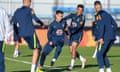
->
xmin=23 ymin=33 xmax=41 ymax=50
xmin=69 ymin=34 xmax=83 ymax=46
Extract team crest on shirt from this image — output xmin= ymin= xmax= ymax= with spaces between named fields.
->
xmin=80 ymin=21 xmax=83 ymax=25
xmin=96 ymin=15 xmax=102 ymax=20
xmin=56 ymin=29 xmax=63 ymax=35
xmin=31 ymin=10 xmax=35 ymax=14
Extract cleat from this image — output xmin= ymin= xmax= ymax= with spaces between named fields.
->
xmin=36 ymin=66 xmax=43 ymax=72
xmin=81 ymin=58 xmax=87 ymax=69
xmin=67 ymin=66 xmax=73 ymax=71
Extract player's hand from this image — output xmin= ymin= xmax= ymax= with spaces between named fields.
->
xmin=72 ymin=22 xmax=77 ymax=27
xmin=49 ymin=41 xmax=53 ymax=46
xmin=99 ymin=38 xmax=104 ymax=44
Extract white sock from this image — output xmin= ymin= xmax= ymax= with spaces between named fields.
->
xmin=14 ymin=50 xmax=18 ymax=54
xmin=99 ymin=68 xmax=104 ymax=72
xmin=31 ymin=64 xmax=35 ymax=72
xmin=106 ymin=68 xmax=112 ymax=72
xmin=52 ymin=58 xmax=56 ymax=62
xmin=70 ymin=59 xmax=75 ymax=67
xmin=80 ymin=55 xmax=85 ymax=62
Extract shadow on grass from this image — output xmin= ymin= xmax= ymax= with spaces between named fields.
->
xmin=21 ymin=54 xmax=32 ymax=57
xmin=108 ymin=55 xmax=120 ymax=58
xmin=12 ymin=70 xmax=30 ymax=72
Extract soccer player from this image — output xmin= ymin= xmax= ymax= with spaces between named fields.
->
xmin=0 ymin=7 xmax=11 ymax=72
xmin=63 ymin=4 xmax=87 ymax=70
xmin=36 ymin=10 xmax=68 ymax=71
xmin=12 ymin=0 xmax=44 ymax=72
xmin=93 ymin=1 xmax=117 ymax=72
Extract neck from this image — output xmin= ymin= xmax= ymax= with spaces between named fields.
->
xmin=77 ymin=13 xmax=82 ymax=16
xmin=56 ymin=19 xmax=61 ymax=23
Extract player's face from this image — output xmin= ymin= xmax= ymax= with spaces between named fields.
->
xmin=77 ymin=7 xmax=83 ymax=15
xmin=23 ymin=0 xmax=31 ymax=7
xmin=56 ymin=13 xmax=63 ymax=22
xmin=94 ymin=4 xmax=102 ymax=12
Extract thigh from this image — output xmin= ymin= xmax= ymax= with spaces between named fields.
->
xmin=98 ymin=40 xmax=113 ymax=55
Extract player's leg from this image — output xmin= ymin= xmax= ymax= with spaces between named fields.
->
xmin=24 ymin=33 xmax=41 ymax=72
xmin=97 ymin=40 xmax=112 ymax=72
xmin=13 ymin=41 xmax=20 ymax=58
xmin=68 ymin=41 xmax=77 ymax=70
xmin=0 ymin=41 xmax=5 ymax=72
xmin=50 ymin=41 xmax=64 ymax=66
xmin=13 ymin=33 xmax=21 ymax=58
xmin=40 ymin=42 xmax=54 ymax=67
xmin=103 ymin=40 xmax=114 ymax=72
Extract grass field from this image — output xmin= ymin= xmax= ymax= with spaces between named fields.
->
xmin=5 ymin=45 xmax=120 ymax=72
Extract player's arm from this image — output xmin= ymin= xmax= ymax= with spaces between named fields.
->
xmin=31 ymin=9 xmax=44 ymax=26
xmin=63 ymin=13 xmax=73 ymax=20
xmin=47 ymin=24 xmax=53 ymax=41
xmin=110 ymin=15 xmax=118 ymax=32
xmin=97 ymin=14 xmax=105 ymax=44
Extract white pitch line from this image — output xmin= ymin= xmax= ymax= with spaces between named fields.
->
xmin=5 ymin=57 xmax=31 ymax=64
xmin=5 ymin=57 xmax=63 ymax=70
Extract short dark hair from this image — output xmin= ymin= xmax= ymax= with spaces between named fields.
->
xmin=23 ymin=0 xmax=31 ymax=3
xmin=56 ymin=10 xmax=64 ymax=14
xmin=94 ymin=1 xmax=101 ymax=5
xmin=77 ymin=4 xmax=84 ymax=9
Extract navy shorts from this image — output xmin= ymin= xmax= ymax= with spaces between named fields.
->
xmin=23 ymin=33 xmax=41 ymax=50
xmin=69 ymin=34 xmax=83 ymax=46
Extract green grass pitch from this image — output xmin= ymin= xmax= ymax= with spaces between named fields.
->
xmin=5 ymin=45 xmax=120 ymax=72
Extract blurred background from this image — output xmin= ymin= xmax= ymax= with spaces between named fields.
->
xmin=0 ymin=0 xmax=120 ymax=46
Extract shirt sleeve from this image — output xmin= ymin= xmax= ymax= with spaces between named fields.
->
xmin=3 ymin=11 xmax=12 ymax=41
xmin=97 ymin=14 xmax=105 ymax=40
xmin=63 ymin=13 xmax=73 ymax=20
xmin=47 ymin=24 xmax=53 ymax=41
xmin=31 ymin=9 xmax=44 ymax=26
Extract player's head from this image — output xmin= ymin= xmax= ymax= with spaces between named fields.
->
xmin=94 ymin=1 xmax=102 ymax=12
xmin=55 ymin=10 xmax=64 ymax=22
xmin=77 ymin=4 xmax=84 ymax=15
xmin=23 ymin=0 xmax=31 ymax=7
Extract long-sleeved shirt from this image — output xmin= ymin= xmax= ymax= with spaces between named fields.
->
xmin=47 ymin=20 xmax=67 ymax=41
xmin=92 ymin=10 xmax=118 ymax=40
xmin=12 ymin=6 xmax=44 ymax=37
xmin=0 ymin=8 xmax=11 ymax=41
xmin=63 ymin=13 xmax=85 ymax=36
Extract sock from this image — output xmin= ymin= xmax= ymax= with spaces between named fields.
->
xmin=52 ymin=58 xmax=56 ymax=62
xmin=70 ymin=59 xmax=75 ymax=67
xmin=14 ymin=49 xmax=18 ymax=54
xmin=31 ymin=64 xmax=35 ymax=72
xmin=80 ymin=55 xmax=85 ymax=62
